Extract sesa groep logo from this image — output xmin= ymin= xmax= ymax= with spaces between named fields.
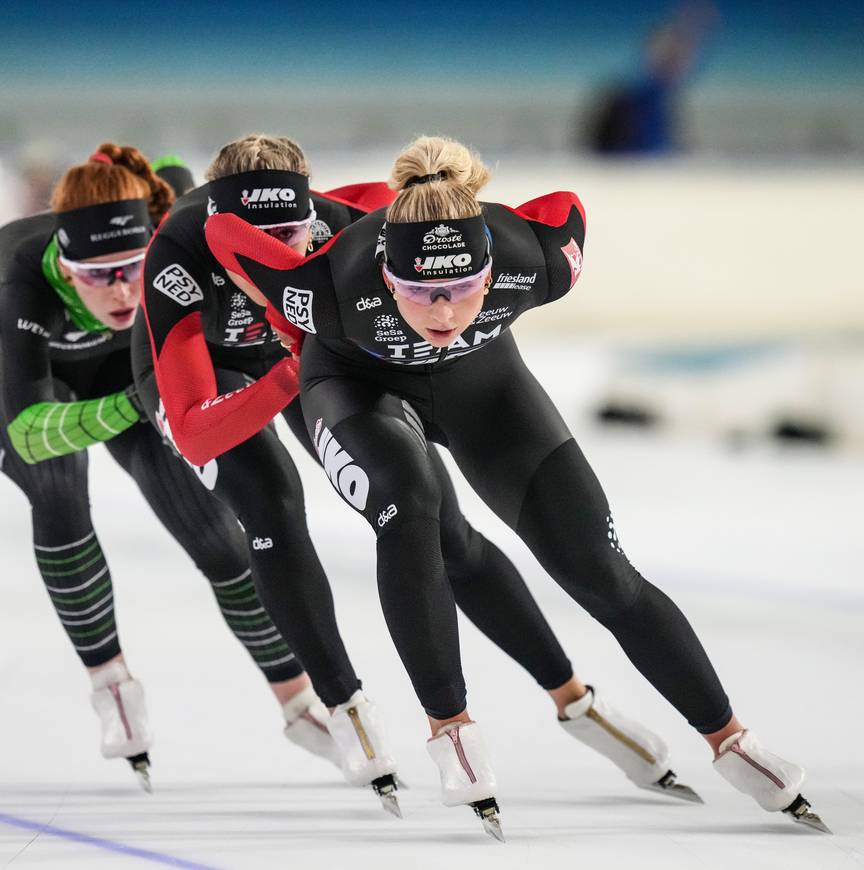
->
xmin=241 ymin=187 xmax=296 ymax=209
xmin=561 ymin=238 xmax=583 ymax=289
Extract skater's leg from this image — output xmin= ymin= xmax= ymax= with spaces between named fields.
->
xmin=0 ymin=421 xmax=122 ymax=667
xmin=104 ymin=422 xmax=306 ymax=687
xmin=436 ymin=341 xmax=733 ymax=737
xmin=302 ymin=381 xmax=468 ymax=729
xmin=431 ymin=444 xmax=586 ymax=709
xmin=133 ymin=349 xmax=357 ymax=706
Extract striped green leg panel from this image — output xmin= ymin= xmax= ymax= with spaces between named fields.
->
xmin=35 ymin=529 xmax=120 ymax=667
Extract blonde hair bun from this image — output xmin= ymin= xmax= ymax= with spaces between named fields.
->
xmin=387 ymin=136 xmax=490 ymax=223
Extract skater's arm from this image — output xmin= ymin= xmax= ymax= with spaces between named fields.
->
xmin=318 ymin=182 xmax=396 ymax=217
xmin=142 ymin=231 xmax=298 ymax=466
xmin=204 ymin=212 xmax=342 ymax=339
xmin=510 ymin=192 xmax=587 ymax=305
xmin=0 ymin=284 xmax=140 ymax=463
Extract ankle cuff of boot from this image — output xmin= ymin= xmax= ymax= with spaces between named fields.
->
xmin=561 ymin=687 xmax=594 ymax=721
xmin=89 ymin=660 xmax=131 ymax=691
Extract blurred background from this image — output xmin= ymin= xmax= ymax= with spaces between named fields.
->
xmin=1 ymin=0 xmax=862 ymax=448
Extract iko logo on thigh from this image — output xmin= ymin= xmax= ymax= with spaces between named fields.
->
xmin=313 ymin=420 xmax=370 ymax=511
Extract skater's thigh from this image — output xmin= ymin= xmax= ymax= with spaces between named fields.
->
xmin=0 ymin=405 xmax=90 ymax=514
xmin=303 ymin=377 xmax=442 ymax=532
xmin=103 ymin=420 xmax=248 ymax=571
xmin=437 ymin=337 xmax=571 ymax=528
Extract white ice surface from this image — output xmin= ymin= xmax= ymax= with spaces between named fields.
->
xmin=0 ymin=341 xmax=862 ymax=869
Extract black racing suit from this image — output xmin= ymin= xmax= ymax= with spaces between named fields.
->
xmin=137 ymin=183 xmax=587 ymax=709
xmin=202 ymin=191 xmax=733 ymax=729
xmin=0 ymin=211 xmax=300 ymax=681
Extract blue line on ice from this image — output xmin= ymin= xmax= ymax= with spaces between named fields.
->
xmin=0 ymin=812 xmax=221 ymax=869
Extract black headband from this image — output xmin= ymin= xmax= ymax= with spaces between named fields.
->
xmin=55 ymin=198 xmax=152 ymax=261
xmin=405 ymin=171 xmax=446 ymax=187
xmin=206 ymin=169 xmax=311 ymax=226
xmin=384 ymin=215 xmax=490 ymax=281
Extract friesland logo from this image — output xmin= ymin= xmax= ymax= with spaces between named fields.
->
xmin=241 ymin=188 xmax=296 ymax=208
xmin=207 ymin=196 xmax=218 ymax=216
xmin=57 ymin=228 xmax=71 ymax=248
xmin=153 ymin=263 xmax=204 ymax=306
xmin=109 ymin=215 xmax=134 ymax=227
xmin=492 ymin=272 xmax=537 ymax=291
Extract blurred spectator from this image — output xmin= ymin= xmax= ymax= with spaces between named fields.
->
xmin=586 ymin=2 xmax=720 ymax=155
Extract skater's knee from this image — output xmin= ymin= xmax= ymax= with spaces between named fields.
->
xmin=368 ymin=453 xmax=442 ymax=535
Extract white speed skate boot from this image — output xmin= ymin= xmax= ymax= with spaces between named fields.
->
xmin=282 ymin=685 xmax=341 ymax=768
xmin=89 ymin=660 xmax=153 ymax=792
xmin=328 ymin=690 xmax=401 ymax=817
xmin=713 ymin=730 xmax=829 ymax=832
xmin=427 ymin=721 xmax=504 ymax=842
xmin=559 ymin=686 xmax=701 ymax=803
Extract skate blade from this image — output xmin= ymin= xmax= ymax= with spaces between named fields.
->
xmin=641 ymin=781 xmax=704 ymax=804
xmin=371 ymin=775 xmax=402 ymax=819
xmin=785 ymin=796 xmax=831 ymax=834
xmin=378 ymin=790 xmax=402 ymax=818
xmin=127 ymin=753 xmax=152 ymax=795
xmin=480 ymin=813 xmax=505 ymax=842
xmin=472 ymin=798 xmax=505 ymax=843
xmin=134 ymin=767 xmax=153 ymax=794
xmin=642 ymin=770 xmax=704 ymax=804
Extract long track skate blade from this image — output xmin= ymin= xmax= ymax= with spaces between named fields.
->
xmin=371 ymin=775 xmax=402 ymax=819
xmin=472 ymin=798 xmax=505 ymax=843
xmin=378 ymin=790 xmax=402 ymax=818
xmin=642 ymin=781 xmax=704 ymax=803
xmin=785 ymin=795 xmax=831 ymax=834
xmin=134 ymin=767 xmax=153 ymax=794
xmin=480 ymin=814 xmax=505 ymax=842
xmin=642 ymin=770 xmax=704 ymax=804
xmin=127 ymin=754 xmax=152 ymax=794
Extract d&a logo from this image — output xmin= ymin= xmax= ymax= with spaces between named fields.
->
xmin=560 ymin=238 xmax=583 ymax=290
xmin=241 ymin=188 xmax=296 ymax=206
xmin=356 ymin=296 xmax=382 ymax=311
xmin=377 ymin=504 xmax=398 ymax=528
xmin=252 ymin=536 xmax=274 ymax=550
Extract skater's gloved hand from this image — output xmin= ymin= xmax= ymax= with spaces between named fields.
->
xmin=272 ymin=322 xmax=305 ymax=357
xmin=123 ymin=384 xmax=146 ymax=419
xmin=273 ymin=355 xmax=301 ymax=399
